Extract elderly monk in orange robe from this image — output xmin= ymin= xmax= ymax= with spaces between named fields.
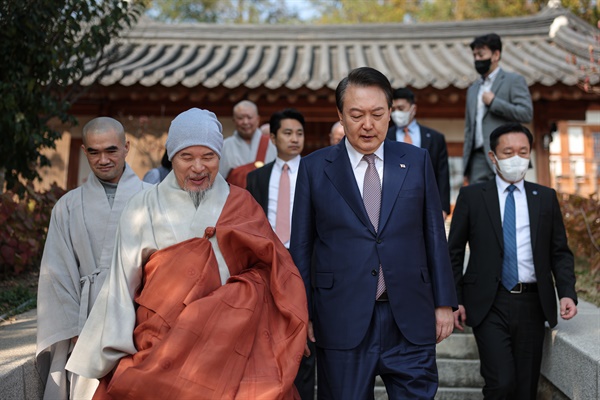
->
xmin=66 ymin=108 xmax=308 ymax=400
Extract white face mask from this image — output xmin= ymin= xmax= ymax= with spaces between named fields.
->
xmin=391 ymin=106 xmax=414 ymax=128
xmin=493 ymin=154 xmax=530 ymax=183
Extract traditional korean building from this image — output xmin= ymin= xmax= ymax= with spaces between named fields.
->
xmin=43 ymin=3 xmax=599 ymax=204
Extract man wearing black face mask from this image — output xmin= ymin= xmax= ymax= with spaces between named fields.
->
xmin=463 ymin=33 xmax=533 ymax=185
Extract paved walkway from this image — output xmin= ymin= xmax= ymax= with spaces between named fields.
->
xmin=0 ymin=309 xmax=43 ymax=400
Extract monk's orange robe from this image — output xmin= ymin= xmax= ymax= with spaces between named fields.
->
xmin=94 ymin=186 xmax=308 ymax=399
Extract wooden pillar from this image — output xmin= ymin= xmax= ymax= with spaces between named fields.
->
xmin=533 ymin=100 xmax=551 ymax=186
xmin=67 ymin=138 xmax=82 ymax=190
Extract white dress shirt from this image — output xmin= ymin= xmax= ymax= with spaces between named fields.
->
xmin=495 ymin=175 xmax=536 ymax=283
xmin=267 ymin=155 xmax=301 ymax=248
xmin=395 ymin=119 xmax=421 ymax=148
xmin=475 ymin=67 xmax=500 ymax=149
xmin=345 ymin=140 xmax=384 ymax=197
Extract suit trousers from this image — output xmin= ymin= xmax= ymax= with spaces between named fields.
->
xmin=295 ymin=340 xmax=316 ymax=400
xmin=316 ymin=301 xmax=438 ymax=400
xmin=472 ymin=288 xmax=546 ymax=400
xmin=466 ymin=149 xmax=495 ymax=184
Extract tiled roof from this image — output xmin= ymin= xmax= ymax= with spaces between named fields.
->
xmin=83 ymin=6 xmax=599 ymax=91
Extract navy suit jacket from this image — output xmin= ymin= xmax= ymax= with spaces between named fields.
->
xmin=448 ymin=179 xmax=577 ymax=328
xmin=246 ymin=161 xmax=275 ymax=215
xmin=387 ymin=123 xmax=450 ymax=214
xmin=290 ymin=138 xmax=457 ymax=349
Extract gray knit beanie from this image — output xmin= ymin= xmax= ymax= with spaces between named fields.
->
xmin=166 ymin=108 xmax=223 ymax=160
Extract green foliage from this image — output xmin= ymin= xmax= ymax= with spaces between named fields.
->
xmin=305 ymin=0 xmax=599 ymax=26
xmin=0 ymin=279 xmax=36 ymax=318
xmin=558 ymin=192 xmax=600 ymax=276
xmin=309 ymin=0 xmax=412 ymax=24
xmin=149 ymin=0 xmax=300 ymax=23
xmin=0 ymin=183 xmax=65 ymax=277
xmin=0 ymin=1 xmax=144 ymax=191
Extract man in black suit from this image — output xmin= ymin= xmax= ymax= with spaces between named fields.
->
xmin=449 ymin=123 xmax=578 ymax=400
xmin=386 ymin=87 xmax=450 ymax=218
xmin=246 ymin=108 xmax=314 ymax=400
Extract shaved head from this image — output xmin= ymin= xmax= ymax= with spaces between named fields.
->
xmin=82 ymin=117 xmax=126 ymax=146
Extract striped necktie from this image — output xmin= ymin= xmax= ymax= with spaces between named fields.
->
xmin=363 ymin=154 xmax=386 ymax=299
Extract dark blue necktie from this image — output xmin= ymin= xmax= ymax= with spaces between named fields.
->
xmin=502 ymin=184 xmax=518 ymax=291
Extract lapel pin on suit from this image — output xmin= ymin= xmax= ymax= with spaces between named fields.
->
xmin=532 ymin=190 xmax=538 ymax=195
xmin=400 ymin=164 xmax=406 ymax=169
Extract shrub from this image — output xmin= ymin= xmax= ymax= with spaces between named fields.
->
xmin=558 ymin=192 xmax=600 ymax=273
xmin=558 ymin=192 xmax=600 ymax=305
xmin=0 ymin=183 xmax=65 ymax=276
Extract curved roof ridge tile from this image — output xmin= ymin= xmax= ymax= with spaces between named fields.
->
xmin=161 ymin=44 xmax=214 ymax=87
xmin=224 ymin=45 xmax=265 ymax=89
xmin=306 ymin=43 xmax=330 ymax=90
xmin=398 ymin=43 xmax=434 ymax=89
xmin=138 ymin=44 xmax=189 ymax=86
xmin=287 ymin=44 xmax=313 ymax=90
xmin=266 ymin=44 xmax=297 ymax=89
xmin=246 ymin=44 xmax=281 ymax=88
xmin=83 ymin=8 xmax=598 ymax=91
xmin=204 ymin=45 xmax=247 ymax=88
xmin=181 ymin=46 xmax=229 ymax=87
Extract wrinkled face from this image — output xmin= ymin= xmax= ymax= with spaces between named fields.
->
xmin=171 ymin=145 xmax=219 ymax=192
xmin=82 ymin=130 xmax=129 ymax=184
xmin=271 ymin=118 xmax=304 ymax=161
xmin=338 ymin=84 xmax=390 ymax=154
xmin=329 ymin=124 xmax=345 ymax=146
xmin=233 ymin=104 xmax=260 ymax=140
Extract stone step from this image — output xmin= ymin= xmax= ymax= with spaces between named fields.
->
xmin=372 ymin=386 xmax=483 ymax=400
xmin=437 ymin=358 xmax=484 ymax=388
xmin=374 ymin=358 xmax=484 ymax=389
xmin=436 ymin=387 xmax=483 ymax=400
xmin=436 ymin=332 xmax=479 ymax=359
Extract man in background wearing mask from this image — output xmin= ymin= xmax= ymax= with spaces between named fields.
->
xmin=463 ymin=33 xmax=532 ymax=185
xmin=387 ymin=87 xmax=450 ymax=219
xmin=448 ymin=123 xmax=577 ymax=400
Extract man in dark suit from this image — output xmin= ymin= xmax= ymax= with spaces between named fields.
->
xmin=449 ymin=123 xmax=578 ymax=400
xmin=290 ymin=67 xmax=457 ymax=399
xmin=246 ymin=108 xmax=315 ymax=400
xmin=386 ymin=87 xmax=450 ymax=218
xmin=464 ymin=33 xmax=533 ymax=184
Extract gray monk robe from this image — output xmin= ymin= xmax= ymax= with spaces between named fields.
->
xmin=36 ymin=164 xmax=150 ymax=400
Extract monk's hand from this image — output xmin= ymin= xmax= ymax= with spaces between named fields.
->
xmin=304 ymin=321 xmax=315 ymax=357
xmin=559 ymin=297 xmax=577 ymax=320
xmin=435 ymin=306 xmax=454 ymax=343
xmin=453 ymin=305 xmax=466 ymax=331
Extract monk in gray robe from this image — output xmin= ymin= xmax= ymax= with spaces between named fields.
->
xmin=66 ymin=108 xmax=307 ymax=399
xmin=36 ymin=117 xmax=151 ymax=400
xmin=219 ymin=100 xmax=277 ymax=187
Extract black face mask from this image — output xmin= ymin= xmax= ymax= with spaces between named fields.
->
xmin=475 ymin=59 xmax=492 ymax=76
